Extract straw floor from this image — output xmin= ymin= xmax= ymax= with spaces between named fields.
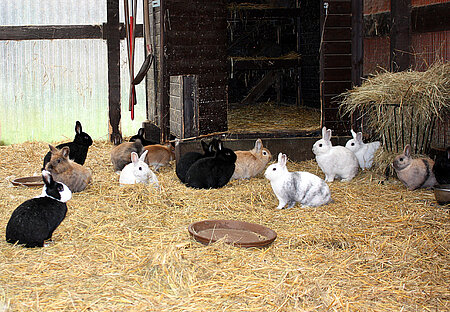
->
xmin=0 ymin=140 xmax=448 ymax=311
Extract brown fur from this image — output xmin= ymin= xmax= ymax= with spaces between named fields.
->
xmin=144 ymin=144 xmax=175 ymax=171
xmin=45 ymin=145 xmax=92 ymax=193
xmin=392 ymin=144 xmax=437 ymax=190
xmin=111 ymin=140 xmax=144 ymax=172
xmin=231 ymin=139 xmax=272 ymax=180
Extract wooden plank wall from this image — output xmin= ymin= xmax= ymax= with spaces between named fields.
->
xmin=320 ymin=0 xmax=353 ymax=135
xmin=165 ymin=0 xmax=228 ymax=136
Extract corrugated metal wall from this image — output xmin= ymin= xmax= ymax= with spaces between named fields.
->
xmin=0 ymin=0 xmax=146 ymax=145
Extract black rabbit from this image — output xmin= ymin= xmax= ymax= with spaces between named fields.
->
xmin=43 ymin=121 xmax=93 ymax=168
xmin=176 ymin=139 xmax=218 ymax=184
xmin=433 ymin=147 xmax=450 ymax=185
xmin=129 ymin=128 xmax=158 ymax=146
xmin=185 ymin=140 xmax=237 ymax=189
xmin=6 ymin=170 xmax=72 ymax=248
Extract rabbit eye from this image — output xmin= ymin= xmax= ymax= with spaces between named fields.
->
xmin=399 ymin=158 xmax=403 ymax=162
xmin=139 ymin=167 xmax=142 ymax=171
xmin=319 ymin=144 xmax=322 ymax=147
xmin=57 ymin=159 xmax=61 ymax=163
xmin=263 ymin=151 xmax=267 ymax=156
xmin=272 ymin=168 xmax=276 ymax=171
xmin=351 ymin=142 xmax=355 ymax=146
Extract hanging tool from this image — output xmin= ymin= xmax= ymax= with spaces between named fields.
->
xmin=132 ymin=0 xmax=154 ymax=85
xmin=124 ymin=0 xmax=138 ymax=120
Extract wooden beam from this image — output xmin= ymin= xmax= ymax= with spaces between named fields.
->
xmin=390 ymin=0 xmax=411 ymax=72
xmin=159 ymin=1 xmax=170 ymax=142
xmin=106 ymin=0 xmax=122 ymax=144
xmin=240 ymin=70 xmax=278 ymax=105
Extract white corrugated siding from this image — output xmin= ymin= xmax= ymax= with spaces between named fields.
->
xmin=0 ymin=0 xmax=147 ymax=145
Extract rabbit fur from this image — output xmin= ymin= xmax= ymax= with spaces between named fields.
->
xmin=392 ymin=144 xmax=437 ymax=190
xmin=265 ymin=153 xmax=332 ymax=209
xmin=176 ymin=139 xmax=217 ymax=183
xmin=345 ymin=129 xmax=381 ymax=170
xmin=111 ymin=139 xmax=145 ymax=172
xmin=144 ymin=143 xmax=175 ymax=171
xmin=312 ymin=127 xmax=359 ymax=182
xmin=119 ymin=150 xmax=159 ymax=187
xmin=232 ymin=139 xmax=272 ymax=180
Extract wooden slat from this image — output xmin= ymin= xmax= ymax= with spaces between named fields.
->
xmin=0 ymin=25 xmax=102 ymax=40
xmin=323 ymin=68 xmax=352 ymax=81
xmin=323 ymin=28 xmax=352 ymax=41
xmin=323 ymin=54 xmax=352 ymax=68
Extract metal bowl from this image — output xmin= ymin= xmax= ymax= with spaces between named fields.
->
xmin=434 ymin=184 xmax=450 ymax=205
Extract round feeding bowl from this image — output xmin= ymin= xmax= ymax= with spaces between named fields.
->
xmin=11 ymin=176 xmax=44 ymax=187
xmin=434 ymin=184 xmax=450 ymax=205
xmin=188 ymin=219 xmax=277 ymax=248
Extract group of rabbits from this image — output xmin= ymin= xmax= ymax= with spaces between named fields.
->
xmin=5 ymin=122 xmax=449 ymax=248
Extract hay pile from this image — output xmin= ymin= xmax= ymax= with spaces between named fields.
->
xmin=228 ymin=102 xmax=320 ymax=133
xmin=0 ymin=140 xmax=449 ymax=311
xmin=340 ymin=62 xmax=450 ymax=156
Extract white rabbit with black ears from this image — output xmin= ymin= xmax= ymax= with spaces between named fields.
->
xmin=265 ymin=153 xmax=332 ymax=209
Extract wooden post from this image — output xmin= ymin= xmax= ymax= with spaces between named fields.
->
xmin=390 ymin=0 xmax=412 ymax=72
xmin=106 ymin=0 xmax=122 ymax=144
xmin=351 ymin=0 xmax=364 ymax=131
xmin=159 ymin=2 xmax=170 ymax=143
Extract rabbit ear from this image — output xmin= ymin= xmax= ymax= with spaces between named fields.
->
xmin=42 ymin=170 xmax=53 ymax=186
xmin=138 ymin=128 xmax=145 ymax=136
xmin=201 ymin=140 xmax=209 ymax=151
xmin=324 ymin=129 xmax=332 ymax=141
xmin=404 ymin=144 xmax=411 ymax=157
xmin=322 ymin=127 xmax=327 ymax=138
xmin=254 ymin=139 xmax=262 ymax=152
xmin=139 ymin=150 xmax=148 ymax=162
xmin=356 ymin=132 xmax=363 ymax=142
xmin=279 ymin=153 xmax=287 ymax=167
xmin=351 ymin=129 xmax=357 ymax=138
xmin=131 ymin=152 xmax=139 ymax=163
xmin=75 ymin=121 xmax=82 ymax=134
xmin=49 ymin=144 xmax=58 ymax=153
xmin=61 ymin=146 xmax=70 ymax=158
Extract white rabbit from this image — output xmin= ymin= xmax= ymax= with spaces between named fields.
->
xmin=312 ymin=127 xmax=359 ymax=182
xmin=345 ymin=129 xmax=381 ymax=169
xmin=264 ymin=153 xmax=332 ymax=209
xmin=119 ymin=150 xmax=159 ymax=187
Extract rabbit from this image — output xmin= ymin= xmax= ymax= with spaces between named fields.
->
xmin=185 ymin=140 xmax=237 ymax=189
xmin=129 ymin=128 xmax=158 ymax=146
xmin=43 ymin=121 xmax=93 ymax=168
xmin=231 ymin=138 xmax=272 ymax=180
xmin=45 ymin=145 xmax=92 ymax=193
xmin=111 ymin=139 xmax=144 ymax=172
xmin=144 ymin=143 xmax=175 ymax=171
xmin=392 ymin=144 xmax=437 ymax=190
xmin=345 ymin=129 xmax=381 ymax=170
xmin=119 ymin=150 xmax=159 ymax=187
xmin=176 ymin=139 xmax=218 ymax=183
xmin=312 ymin=127 xmax=359 ymax=182
xmin=265 ymin=153 xmax=332 ymax=209
xmin=433 ymin=147 xmax=450 ymax=185
xmin=6 ymin=170 xmax=72 ymax=248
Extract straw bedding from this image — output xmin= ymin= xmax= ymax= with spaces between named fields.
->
xmin=0 ymin=140 xmax=448 ymax=311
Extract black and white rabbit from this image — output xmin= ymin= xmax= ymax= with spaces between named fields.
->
xmin=432 ymin=146 xmax=450 ymax=185
xmin=265 ymin=153 xmax=332 ymax=209
xmin=176 ymin=138 xmax=217 ymax=183
xmin=6 ymin=170 xmax=72 ymax=248
xmin=129 ymin=128 xmax=158 ymax=146
xmin=185 ymin=140 xmax=236 ymax=189
xmin=43 ymin=121 xmax=93 ymax=168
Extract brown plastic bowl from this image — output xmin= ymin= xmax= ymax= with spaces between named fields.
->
xmin=188 ymin=219 xmax=277 ymax=248
xmin=11 ymin=176 xmax=44 ymax=187
xmin=434 ymin=184 xmax=450 ymax=205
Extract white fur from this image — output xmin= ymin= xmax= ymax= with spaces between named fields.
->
xmin=345 ymin=129 xmax=380 ymax=169
xmin=119 ymin=150 xmax=159 ymax=187
xmin=37 ymin=170 xmax=72 ymax=203
xmin=264 ymin=153 xmax=332 ymax=209
xmin=312 ymin=127 xmax=359 ymax=182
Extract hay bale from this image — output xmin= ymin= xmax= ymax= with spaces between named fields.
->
xmin=0 ymin=141 xmax=449 ymax=311
xmin=340 ymin=62 xmax=450 ymax=155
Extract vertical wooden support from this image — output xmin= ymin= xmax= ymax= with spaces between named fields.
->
xmin=351 ymin=0 xmax=364 ymax=130
xmin=106 ymin=0 xmax=122 ymax=144
xmin=159 ymin=3 xmax=170 ymax=142
xmin=390 ymin=0 xmax=412 ymax=72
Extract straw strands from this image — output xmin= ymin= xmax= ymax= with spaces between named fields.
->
xmin=0 ymin=140 xmax=449 ymax=311
xmin=339 ymin=62 xmax=450 ymax=155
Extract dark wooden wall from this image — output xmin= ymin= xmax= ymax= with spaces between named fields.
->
xmin=320 ymin=0 xmax=353 ymax=135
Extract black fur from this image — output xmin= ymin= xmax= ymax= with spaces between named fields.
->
xmin=5 ymin=173 xmax=68 ymax=248
xmin=433 ymin=147 xmax=450 ymax=185
xmin=129 ymin=128 xmax=158 ymax=146
xmin=185 ymin=140 xmax=236 ymax=189
xmin=176 ymin=139 xmax=217 ymax=183
xmin=43 ymin=121 xmax=92 ymax=168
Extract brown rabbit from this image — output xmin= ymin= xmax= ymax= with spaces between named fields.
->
xmin=45 ymin=145 xmax=92 ymax=193
xmin=111 ymin=139 xmax=144 ymax=172
xmin=144 ymin=143 xmax=175 ymax=171
xmin=231 ymin=139 xmax=272 ymax=180
xmin=392 ymin=144 xmax=437 ymax=190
